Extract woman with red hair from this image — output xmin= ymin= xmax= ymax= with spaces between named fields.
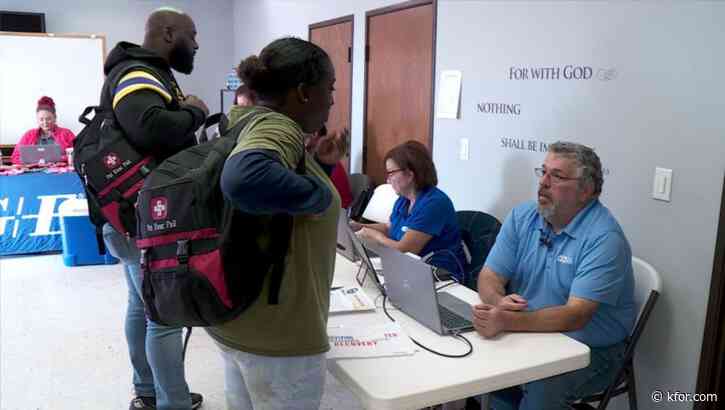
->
xmin=11 ymin=96 xmax=76 ymax=165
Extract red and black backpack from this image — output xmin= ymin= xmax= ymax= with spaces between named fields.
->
xmin=72 ymin=61 xmax=172 ymax=243
xmin=135 ymin=110 xmax=305 ymax=327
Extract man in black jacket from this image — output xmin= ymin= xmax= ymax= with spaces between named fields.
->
xmin=101 ymin=8 xmax=207 ymax=410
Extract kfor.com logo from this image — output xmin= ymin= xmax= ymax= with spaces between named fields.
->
xmin=651 ymin=390 xmax=718 ymax=403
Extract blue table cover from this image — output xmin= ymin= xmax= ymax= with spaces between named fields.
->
xmin=0 ymin=172 xmax=86 ymax=256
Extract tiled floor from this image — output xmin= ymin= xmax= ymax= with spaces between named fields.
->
xmin=0 ymin=254 xmax=363 ymax=410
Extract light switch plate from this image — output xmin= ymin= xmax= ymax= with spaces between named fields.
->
xmin=652 ymin=167 xmax=672 ymax=202
xmin=459 ymin=138 xmax=469 ymax=160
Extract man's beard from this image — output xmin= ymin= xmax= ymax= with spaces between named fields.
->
xmin=537 ymin=203 xmax=556 ymax=220
xmin=170 ymin=44 xmax=194 ymax=74
xmin=537 ymin=189 xmax=556 ymax=220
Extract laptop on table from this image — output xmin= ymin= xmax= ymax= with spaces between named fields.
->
xmin=19 ymin=144 xmax=62 ymax=165
xmin=379 ymin=248 xmax=474 ymax=335
xmin=336 ymin=212 xmax=358 ymax=262
xmin=342 ymin=222 xmax=384 ymax=291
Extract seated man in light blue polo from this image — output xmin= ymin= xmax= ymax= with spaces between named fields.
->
xmin=475 ymin=141 xmax=635 ymax=410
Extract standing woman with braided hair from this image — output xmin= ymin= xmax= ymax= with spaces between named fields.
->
xmin=11 ymin=96 xmax=76 ymax=164
xmin=207 ymin=37 xmax=345 ymax=410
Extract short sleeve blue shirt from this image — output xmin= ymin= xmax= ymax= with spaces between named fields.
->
xmin=485 ymin=200 xmax=635 ymax=347
xmin=389 ymin=186 xmax=466 ymax=281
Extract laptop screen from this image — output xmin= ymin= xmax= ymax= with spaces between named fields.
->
xmin=380 ymin=248 xmax=446 ymax=334
xmin=19 ymin=144 xmax=62 ymax=164
xmin=345 ymin=224 xmax=385 ymax=291
xmin=336 ymin=212 xmax=357 ymax=262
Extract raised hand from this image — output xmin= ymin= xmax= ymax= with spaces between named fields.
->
xmin=184 ymin=95 xmax=209 ymax=117
xmin=314 ymin=128 xmax=349 ymax=165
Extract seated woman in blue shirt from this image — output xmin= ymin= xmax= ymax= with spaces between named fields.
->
xmin=353 ymin=140 xmax=467 ymax=282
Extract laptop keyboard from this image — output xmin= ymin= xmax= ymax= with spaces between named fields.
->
xmin=439 ymin=305 xmax=472 ymax=329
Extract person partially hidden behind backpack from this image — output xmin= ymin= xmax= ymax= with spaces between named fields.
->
xmin=207 ymin=37 xmax=346 ymax=410
xmin=234 ymin=84 xmax=256 ymax=107
xmin=101 ymin=7 xmax=208 ymax=410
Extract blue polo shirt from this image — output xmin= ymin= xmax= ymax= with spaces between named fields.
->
xmin=485 ymin=200 xmax=635 ymax=347
xmin=389 ymin=186 xmax=466 ymax=281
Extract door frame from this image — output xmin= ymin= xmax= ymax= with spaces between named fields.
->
xmin=362 ymin=0 xmax=438 ymax=175
xmin=309 ymin=15 xmax=355 ymax=171
xmin=309 ymin=14 xmax=354 ymax=35
xmin=695 ymin=172 xmax=725 ymax=408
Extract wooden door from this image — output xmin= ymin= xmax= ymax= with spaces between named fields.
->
xmin=364 ymin=0 xmax=436 ymax=185
xmin=310 ymin=16 xmax=353 ymax=170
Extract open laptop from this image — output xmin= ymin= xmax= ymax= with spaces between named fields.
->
xmin=380 ymin=248 xmax=474 ymax=335
xmin=19 ymin=144 xmax=62 ymax=165
xmin=343 ymin=223 xmax=384 ymax=291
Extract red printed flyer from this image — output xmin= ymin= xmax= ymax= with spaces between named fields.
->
xmin=327 ymin=323 xmax=416 ymax=359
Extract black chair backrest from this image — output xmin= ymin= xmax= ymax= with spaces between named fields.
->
xmin=349 ymin=173 xmax=373 ymax=220
xmin=455 ymin=210 xmax=502 ymax=289
xmin=349 ymin=173 xmax=370 ymax=202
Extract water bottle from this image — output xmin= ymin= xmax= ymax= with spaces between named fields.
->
xmin=225 ymin=69 xmax=240 ymax=90
xmin=65 ymin=147 xmax=74 ymax=165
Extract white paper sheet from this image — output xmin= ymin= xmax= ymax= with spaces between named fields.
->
xmin=327 ymin=323 xmax=416 ymax=359
xmin=436 ymin=70 xmax=462 ymax=119
xmin=361 ymin=184 xmax=398 ymax=224
xmin=329 ymin=286 xmax=376 ymax=314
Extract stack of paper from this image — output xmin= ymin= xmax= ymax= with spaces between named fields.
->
xmin=327 ymin=322 xmax=416 ymax=359
xmin=329 ymin=286 xmax=376 ymax=314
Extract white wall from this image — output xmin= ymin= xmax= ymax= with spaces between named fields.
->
xmin=233 ymin=1 xmax=725 ymax=409
xmin=3 ymin=0 xmax=236 ymax=117
xmin=435 ymin=2 xmax=724 ymax=408
xmin=0 ymin=35 xmax=105 ymax=142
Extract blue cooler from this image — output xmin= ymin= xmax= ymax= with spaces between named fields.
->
xmin=59 ymin=198 xmax=118 ymax=266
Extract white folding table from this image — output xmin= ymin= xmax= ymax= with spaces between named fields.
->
xmin=327 ymin=257 xmax=590 ymax=410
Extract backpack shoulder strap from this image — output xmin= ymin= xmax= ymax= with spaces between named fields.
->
xmin=205 ymin=112 xmax=229 ymax=133
xmin=197 ymin=113 xmax=229 ymax=143
xmin=267 ymin=137 xmax=305 ymax=304
xmin=221 ymin=113 xmax=253 ymax=141
xmin=218 ymin=109 xmax=308 ymax=306
xmin=225 ymin=108 xmax=307 ymax=176
xmin=105 ymin=61 xmax=176 ymax=111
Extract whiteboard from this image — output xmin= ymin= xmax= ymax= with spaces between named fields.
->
xmin=0 ymin=33 xmax=105 ymax=144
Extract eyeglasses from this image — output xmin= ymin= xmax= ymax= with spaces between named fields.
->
xmin=385 ymin=168 xmax=405 ymax=178
xmin=534 ymin=167 xmax=580 ymax=184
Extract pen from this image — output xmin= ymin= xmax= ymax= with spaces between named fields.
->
xmin=331 ymin=286 xmax=344 ymax=291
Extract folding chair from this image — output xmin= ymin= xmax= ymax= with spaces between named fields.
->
xmin=570 ymin=256 xmax=662 ymax=410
